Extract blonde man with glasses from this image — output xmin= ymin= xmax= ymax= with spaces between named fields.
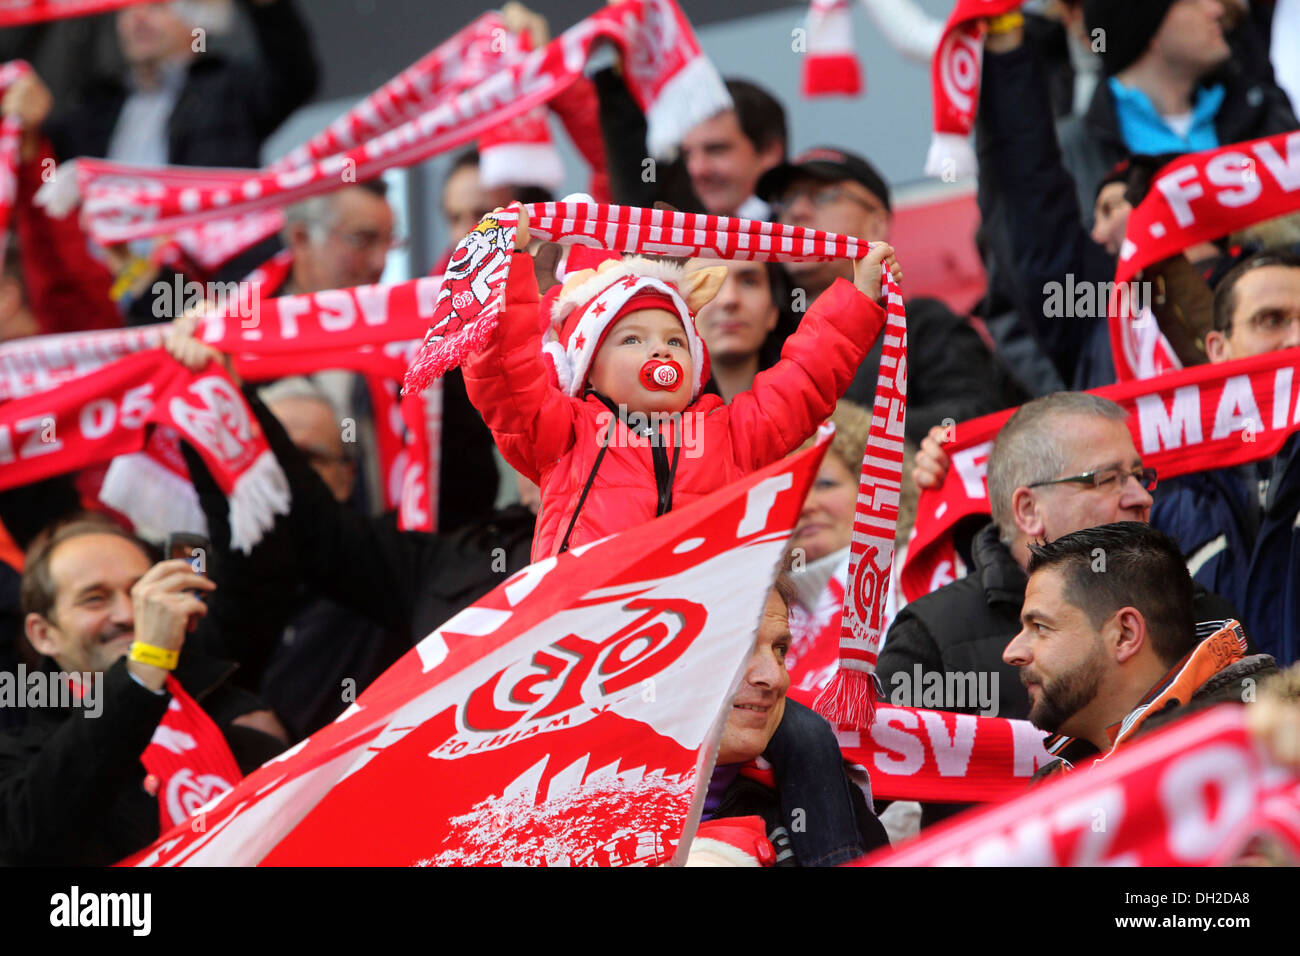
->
xmin=757 ymin=147 xmax=1013 ymax=444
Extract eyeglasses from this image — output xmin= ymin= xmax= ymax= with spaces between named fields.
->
xmin=772 ymin=183 xmax=882 ymax=218
xmin=1028 ymin=465 xmax=1158 ymax=493
xmin=330 ymin=228 xmax=406 ymax=253
xmin=1243 ymin=311 xmax=1300 ymax=336
xmin=296 ymin=445 xmax=353 ymax=469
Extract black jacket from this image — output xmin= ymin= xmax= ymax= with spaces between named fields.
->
xmin=711 ymin=765 xmax=888 ymax=867
xmin=0 ymin=652 xmax=283 ymax=866
xmin=44 ymin=0 xmax=318 ymax=169
xmin=977 ymin=43 xmax=1118 ymax=391
xmin=183 ymin=391 xmax=535 ymax=677
xmin=591 ymin=67 xmax=704 ymax=213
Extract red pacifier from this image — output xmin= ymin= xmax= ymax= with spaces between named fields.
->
xmin=640 ymin=360 xmax=683 ymax=391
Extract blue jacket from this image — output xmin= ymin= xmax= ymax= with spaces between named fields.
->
xmin=1152 ymin=435 xmax=1300 ymax=665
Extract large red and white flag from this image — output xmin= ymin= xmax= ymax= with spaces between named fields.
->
xmin=856 ymin=706 xmax=1300 ymax=866
xmin=120 ymin=432 xmax=831 ymax=866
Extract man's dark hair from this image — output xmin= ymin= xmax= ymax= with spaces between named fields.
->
xmin=771 ymin=570 xmax=798 ymax=614
xmin=20 ymin=514 xmax=154 ymax=621
xmin=1212 ymin=250 xmax=1300 ymax=334
xmin=444 ymin=148 xmax=552 ymax=204
xmin=450 ymin=148 xmax=480 ymax=175
xmin=1027 ymin=522 xmax=1195 ymax=666
xmin=356 ymin=177 xmax=389 ymax=200
xmin=724 ymin=79 xmax=787 ymax=159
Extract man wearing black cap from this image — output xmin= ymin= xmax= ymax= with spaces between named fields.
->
xmin=1059 ymin=0 xmax=1297 ymax=220
xmin=759 ymin=148 xmax=1010 ymax=444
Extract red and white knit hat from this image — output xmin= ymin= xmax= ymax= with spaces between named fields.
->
xmin=542 ymin=255 xmax=724 ymax=399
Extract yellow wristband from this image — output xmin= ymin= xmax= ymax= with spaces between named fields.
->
xmin=109 ymin=256 xmax=150 ymax=303
xmin=129 ymin=642 xmax=179 ymax=671
xmin=987 ymin=11 xmax=1025 ymax=35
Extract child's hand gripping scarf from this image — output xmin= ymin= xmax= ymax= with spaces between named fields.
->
xmin=404 ymin=199 xmax=907 ymax=733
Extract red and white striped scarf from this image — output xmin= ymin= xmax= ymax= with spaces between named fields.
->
xmin=1111 ymin=131 xmax=1300 ymax=381
xmin=40 ymin=0 xmax=729 ymax=263
xmin=152 ymin=11 xmax=523 ymax=270
xmin=814 ymin=262 xmax=906 ymax=731
xmin=403 ymin=200 xmax=906 ymax=735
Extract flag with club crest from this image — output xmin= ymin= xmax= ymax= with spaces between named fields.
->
xmin=121 ymin=430 xmax=832 ymax=866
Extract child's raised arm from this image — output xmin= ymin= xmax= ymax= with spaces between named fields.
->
xmin=727 ymin=246 xmax=898 ymax=470
xmin=462 ymin=207 xmax=578 ymax=483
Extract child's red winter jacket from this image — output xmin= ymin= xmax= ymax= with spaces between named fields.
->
xmin=463 ymin=252 xmax=887 ymax=561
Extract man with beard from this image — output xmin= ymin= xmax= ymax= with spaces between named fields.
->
xmin=1004 ymin=522 xmax=1277 ymax=777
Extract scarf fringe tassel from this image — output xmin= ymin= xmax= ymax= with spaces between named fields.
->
xmin=923 ymin=131 xmax=976 ymax=181
xmin=227 ymin=450 xmax=291 ymax=554
xmin=814 ymin=667 xmax=879 ymax=732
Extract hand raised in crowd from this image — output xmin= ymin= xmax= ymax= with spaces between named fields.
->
xmin=852 ymin=242 xmax=902 ymax=302
xmin=490 ymin=203 xmax=530 ymax=250
xmin=912 ymin=422 xmax=953 ymax=490
xmin=163 ymin=303 xmax=236 ymax=379
xmin=982 ymin=10 xmax=1024 ymax=54
xmin=1 ymin=71 xmax=53 ymax=161
xmin=126 ymin=559 xmax=217 ymax=691
xmin=0 ymin=71 xmax=52 ymax=128
xmin=502 ymin=1 xmax=550 ymax=49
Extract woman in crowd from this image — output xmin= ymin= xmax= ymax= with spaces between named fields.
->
xmin=691 ymin=258 xmax=797 ymax=403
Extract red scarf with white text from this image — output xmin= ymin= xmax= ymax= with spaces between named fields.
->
xmin=142 ymin=675 xmax=245 ymax=832
xmin=0 ymin=350 xmax=288 ymax=551
xmin=1111 ymin=131 xmax=1300 ymax=380
xmin=0 ymin=263 xmax=442 ymax=529
xmin=857 ymin=705 xmax=1300 ymax=866
xmin=901 ymin=346 xmax=1300 ymax=603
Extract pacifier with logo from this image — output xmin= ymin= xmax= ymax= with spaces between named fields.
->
xmin=640 ymin=359 xmax=682 ymax=391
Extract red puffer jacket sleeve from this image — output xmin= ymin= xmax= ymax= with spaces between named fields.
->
xmin=728 ymin=278 xmax=886 ymax=470
xmin=462 ymin=251 xmax=578 ymax=483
